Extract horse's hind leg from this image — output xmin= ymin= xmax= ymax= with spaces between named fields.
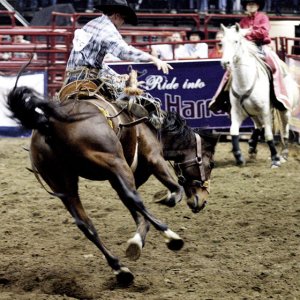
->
xmin=60 ymin=193 xmax=134 ymax=284
xmin=262 ymin=112 xmax=281 ymax=167
xmin=37 ymin=167 xmax=134 ymax=284
xmin=248 ymin=128 xmax=261 ymax=159
xmin=278 ymin=110 xmax=290 ymax=162
xmin=248 ymin=117 xmax=263 ymax=159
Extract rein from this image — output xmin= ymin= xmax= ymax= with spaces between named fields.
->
xmin=231 ymin=67 xmax=257 ymax=117
xmin=174 ymin=132 xmax=210 ymax=191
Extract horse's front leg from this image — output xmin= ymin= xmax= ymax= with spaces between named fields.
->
xmin=110 ymin=160 xmax=184 ymax=255
xmin=230 ymin=106 xmax=246 ymax=166
xmin=135 ymin=156 xmax=183 ymax=208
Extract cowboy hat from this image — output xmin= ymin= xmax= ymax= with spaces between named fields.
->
xmin=94 ymin=0 xmax=138 ymax=26
xmin=241 ymin=0 xmax=265 ymax=11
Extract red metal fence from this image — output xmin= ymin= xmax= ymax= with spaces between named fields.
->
xmin=1 ymin=11 xmax=299 ymax=96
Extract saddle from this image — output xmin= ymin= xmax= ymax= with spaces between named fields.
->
xmin=58 ymin=80 xmax=98 ymax=102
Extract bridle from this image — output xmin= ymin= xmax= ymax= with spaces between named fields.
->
xmin=173 ymin=132 xmax=210 ymax=192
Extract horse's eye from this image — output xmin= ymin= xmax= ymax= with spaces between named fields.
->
xmin=210 ymin=161 xmax=215 ymax=169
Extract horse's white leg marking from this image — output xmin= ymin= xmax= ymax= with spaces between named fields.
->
xmin=162 ymin=229 xmax=182 ymax=243
xmin=126 ymin=233 xmax=143 ymax=261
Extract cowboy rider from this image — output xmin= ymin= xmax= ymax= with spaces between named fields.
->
xmin=209 ymin=0 xmax=290 ymax=113
xmin=65 ymin=0 xmax=173 ymax=128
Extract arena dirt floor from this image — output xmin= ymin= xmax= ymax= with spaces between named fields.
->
xmin=0 ymin=137 xmax=299 ymax=300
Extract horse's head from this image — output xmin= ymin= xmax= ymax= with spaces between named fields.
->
xmin=174 ymin=131 xmax=218 ymax=213
xmin=162 ymin=112 xmax=219 ymax=213
xmin=220 ymin=23 xmax=249 ymax=69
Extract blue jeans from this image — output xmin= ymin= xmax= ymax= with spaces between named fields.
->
xmin=189 ymin=0 xmax=208 ymax=11
xmin=18 ymin=0 xmax=37 ymax=10
xmin=218 ymin=0 xmax=227 ymax=12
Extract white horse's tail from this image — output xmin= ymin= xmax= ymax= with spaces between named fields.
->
xmin=272 ymin=108 xmax=284 ymax=144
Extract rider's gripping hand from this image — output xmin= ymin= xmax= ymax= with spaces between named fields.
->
xmin=150 ymin=56 xmax=173 ymax=74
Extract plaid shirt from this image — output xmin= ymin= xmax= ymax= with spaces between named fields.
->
xmin=67 ymin=15 xmax=152 ymax=74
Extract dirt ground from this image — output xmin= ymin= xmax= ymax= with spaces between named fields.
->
xmin=0 ymin=137 xmax=299 ymax=300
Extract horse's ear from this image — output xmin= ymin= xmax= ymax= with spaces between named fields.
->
xmin=235 ymin=23 xmax=241 ymax=32
xmin=221 ymin=24 xmax=227 ymax=32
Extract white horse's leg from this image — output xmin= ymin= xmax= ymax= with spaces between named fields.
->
xmin=263 ymin=113 xmax=281 ymax=168
xmin=230 ymin=106 xmax=246 ymax=166
xmin=248 ymin=117 xmax=263 ymax=159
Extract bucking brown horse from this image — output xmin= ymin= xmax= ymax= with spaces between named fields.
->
xmin=7 ymin=69 xmax=218 ymax=285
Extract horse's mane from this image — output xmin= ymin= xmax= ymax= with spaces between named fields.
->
xmin=162 ymin=111 xmax=219 ymax=150
xmin=162 ymin=111 xmax=194 ymax=145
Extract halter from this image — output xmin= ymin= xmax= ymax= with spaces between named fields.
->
xmin=174 ymin=132 xmax=210 ymax=192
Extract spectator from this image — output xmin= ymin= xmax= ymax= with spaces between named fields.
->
xmin=273 ymin=0 xmax=282 ymax=15
xmin=233 ymin=0 xmax=241 ymax=13
xmin=86 ymin=0 xmax=94 ymax=12
xmin=151 ymin=32 xmax=187 ymax=60
xmin=265 ymin=0 xmax=281 ymax=14
xmin=18 ymin=0 xmax=37 ymax=12
xmin=183 ymin=30 xmax=208 ymax=59
xmin=208 ymin=30 xmax=224 ymax=58
xmin=39 ymin=0 xmax=57 ymax=7
xmin=264 ymin=0 xmax=271 ymax=12
xmin=218 ymin=0 xmax=227 ymax=13
xmin=2 ymin=35 xmax=37 ymax=60
xmin=18 ymin=0 xmax=57 ymax=12
xmin=169 ymin=0 xmax=182 ymax=13
xmin=293 ymin=0 xmax=299 ymax=13
xmin=188 ymin=0 xmax=209 ymax=13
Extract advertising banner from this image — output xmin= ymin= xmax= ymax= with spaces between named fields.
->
xmin=0 ymin=72 xmax=46 ymax=137
xmin=110 ymin=59 xmax=254 ymax=130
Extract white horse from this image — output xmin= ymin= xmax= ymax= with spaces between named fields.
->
xmin=221 ymin=23 xmax=299 ymax=167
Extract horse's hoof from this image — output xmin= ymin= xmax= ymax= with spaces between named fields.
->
xmin=233 ymin=151 xmax=245 ymax=166
xmin=162 ymin=229 xmax=184 ymax=251
xmin=126 ymin=242 xmax=142 ymax=261
xmin=160 ymin=198 xmax=176 ymax=207
xmin=167 ymin=238 xmax=184 ymax=251
xmin=154 ymin=189 xmax=182 ymax=207
xmin=271 ymin=161 xmax=281 ymax=168
xmin=236 ymin=160 xmax=246 ymax=166
xmin=280 ymin=155 xmax=288 ymax=163
xmin=115 ymin=267 xmax=134 ymax=286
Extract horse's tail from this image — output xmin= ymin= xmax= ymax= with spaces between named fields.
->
xmin=7 ymin=58 xmax=76 ymax=132
xmin=272 ymin=108 xmax=285 ymax=145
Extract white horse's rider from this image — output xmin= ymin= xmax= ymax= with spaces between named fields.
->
xmin=209 ymin=0 xmax=290 ymax=113
xmin=65 ymin=0 xmax=173 ymax=128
